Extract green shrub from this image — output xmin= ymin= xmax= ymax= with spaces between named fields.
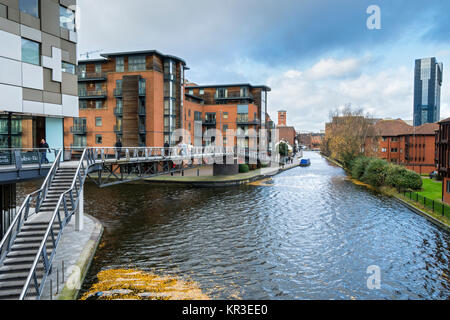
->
xmin=384 ymin=164 xmax=422 ymax=190
xmin=362 ymin=158 xmax=388 ymax=187
xmin=239 ymin=164 xmax=249 ymax=173
xmin=402 ymin=170 xmax=422 ymax=190
xmin=351 ymin=156 xmax=371 ymax=180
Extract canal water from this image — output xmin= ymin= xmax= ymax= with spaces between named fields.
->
xmin=19 ymin=152 xmax=450 ymax=299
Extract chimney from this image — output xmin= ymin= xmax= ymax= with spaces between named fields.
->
xmin=278 ymin=110 xmax=287 ymax=126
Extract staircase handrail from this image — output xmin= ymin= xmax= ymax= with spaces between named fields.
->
xmin=19 ymin=148 xmax=95 ymax=300
xmin=0 ymin=150 xmax=62 ymax=266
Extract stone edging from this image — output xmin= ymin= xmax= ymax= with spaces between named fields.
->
xmin=57 ymin=214 xmax=104 ymax=300
xmin=392 ymin=196 xmax=450 ymax=233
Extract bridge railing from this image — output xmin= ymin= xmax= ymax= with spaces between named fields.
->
xmin=0 ymin=148 xmax=60 ymax=169
xmin=19 ymin=148 xmax=96 ymax=300
xmin=0 ymin=150 xmax=62 ymax=267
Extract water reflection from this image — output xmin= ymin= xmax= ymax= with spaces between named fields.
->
xmin=17 ymin=152 xmax=450 ymax=299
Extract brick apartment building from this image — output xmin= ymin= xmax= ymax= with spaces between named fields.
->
xmin=436 ymin=118 xmax=450 ymax=204
xmin=365 ymin=119 xmax=438 ymax=175
xmin=276 ymin=110 xmax=296 ymax=146
xmin=184 ymin=83 xmax=273 ymax=150
xmin=298 ymin=133 xmax=324 ymax=150
xmin=65 ymin=50 xmax=187 ymax=149
xmin=65 ymin=51 xmax=274 ymax=151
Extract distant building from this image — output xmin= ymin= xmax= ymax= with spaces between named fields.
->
xmin=413 ymin=57 xmax=443 ymax=126
xmin=276 ymin=110 xmax=296 ymax=146
xmin=298 ymin=133 xmax=324 ymax=150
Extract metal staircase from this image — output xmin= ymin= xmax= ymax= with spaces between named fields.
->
xmin=0 ymin=149 xmax=95 ymax=300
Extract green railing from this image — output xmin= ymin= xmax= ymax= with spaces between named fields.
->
xmin=401 ymin=189 xmax=450 ymax=219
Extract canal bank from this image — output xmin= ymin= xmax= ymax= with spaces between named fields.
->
xmin=38 ymin=214 xmax=104 ymax=300
xmin=144 ymin=158 xmax=303 ymax=187
xmin=321 ymin=154 xmax=450 ymax=231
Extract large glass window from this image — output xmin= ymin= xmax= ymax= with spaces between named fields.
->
xmin=21 ymin=38 xmax=40 ymax=65
xmin=128 ymin=55 xmax=146 ymax=71
xmin=216 ymin=88 xmax=228 ymax=98
xmin=62 ymin=62 xmax=75 ymax=74
xmin=0 ymin=4 xmax=7 ymax=18
xmin=60 ymin=5 xmax=75 ymax=31
xmin=116 ymin=57 xmax=124 ymax=72
xmin=20 ymin=0 xmax=39 ymax=18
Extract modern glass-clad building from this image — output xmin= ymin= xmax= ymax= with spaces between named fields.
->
xmin=413 ymin=57 xmax=443 ymax=126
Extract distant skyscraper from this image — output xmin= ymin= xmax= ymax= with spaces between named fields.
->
xmin=413 ymin=57 xmax=443 ymax=126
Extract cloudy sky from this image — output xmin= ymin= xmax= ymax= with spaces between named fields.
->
xmin=77 ymin=0 xmax=450 ymax=132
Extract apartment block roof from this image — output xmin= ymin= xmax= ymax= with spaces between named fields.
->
xmin=185 ymin=83 xmax=271 ymax=91
xmin=78 ymin=50 xmax=187 ymax=65
xmin=371 ymin=119 xmax=438 ymax=136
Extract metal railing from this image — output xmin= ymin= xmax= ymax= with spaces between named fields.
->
xmin=400 ymin=189 xmax=450 ymax=219
xmin=0 ymin=150 xmax=62 ymax=268
xmin=20 ymin=148 xmax=96 ymax=299
xmin=78 ymin=90 xmax=107 ymax=98
xmin=77 ymin=72 xmax=107 ymax=80
xmin=0 ymin=148 xmax=60 ymax=167
xmin=70 ymin=126 xmax=87 ymax=135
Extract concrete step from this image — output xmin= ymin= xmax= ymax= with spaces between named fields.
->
xmin=0 ymin=263 xmax=45 ymax=275
xmin=10 ymin=242 xmax=54 ymax=252
xmin=14 ymin=236 xmax=56 ymax=245
xmin=6 ymin=248 xmax=52 ymax=259
xmin=0 ymin=279 xmax=41 ymax=291
xmin=3 ymin=256 xmax=44 ymax=266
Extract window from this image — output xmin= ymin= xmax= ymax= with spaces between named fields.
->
xmin=62 ymin=62 xmax=75 ymax=74
xmin=20 ymin=0 xmax=39 ymax=18
xmin=188 ymin=110 xmax=191 ymax=117
xmin=95 ymin=101 xmax=102 ymax=109
xmin=447 ymin=180 xmax=450 ymax=194
xmin=95 ymin=117 xmax=102 ymax=127
xmin=0 ymin=4 xmax=7 ymax=19
xmin=223 ymin=125 xmax=228 ymax=131
xmin=216 ymin=88 xmax=227 ymax=98
xmin=129 ymin=55 xmax=146 ymax=71
xmin=223 ymin=112 xmax=229 ymax=119
xmin=194 ymin=111 xmax=202 ymax=121
xmin=21 ymin=38 xmax=40 ymax=65
xmin=95 ymin=135 xmax=102 ymax=144
xmin=391 ymin=137 xmax=399 ymax=142
xmin=391 ymin=148 xmax=398 ymax=153
xmin=60 ymin=5 xmax=75 ymax=31
xmin=188 ymin=123 xmax=191 ymax=131
xmin=95 ymin=83 xmax=102 ymax=91
xmin=381 ymin=148 xmax=387 ymax=153
xmin=199 ymin=89 xmax=204 ymax=95
xmin=240 ymin=87 xmax=248 ymax=97
xmin=79 ymin=101 xmax=87 ymax=109
xmin=95 ymin=64 xmax=102 ymax=74
xmin=382 ymin=137 xmax=387 ymax=142
xmin=116 ymin=57 xmax=124 ymax=72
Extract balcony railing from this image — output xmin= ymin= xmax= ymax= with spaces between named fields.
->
xmin=139 ymin=124 xmax=146 ymax=133
xmin=114 ymin=125 xmax=122 ymax=133
xmin=70 ymin=126 xmax=87 ymax=135
xmin=215 ymin=92 xmax=255 ymax=101
xmin=138 ymin=106 xmax=146 ymax=116
xmin=139 ymin=87 xmax=146 ymax=96
xmin=236 ymin=116 xmax=260 ymax=125
xmin=78 ymin=90 xmax=107 ymax=99
xmin=203 ymin=119 xmax=216 ymax=126
xmin=78 ymin=72 xmax=107 ymax=81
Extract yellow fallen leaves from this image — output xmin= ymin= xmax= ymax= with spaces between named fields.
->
xmin=80 ymin=269 xmax=210 ymax=300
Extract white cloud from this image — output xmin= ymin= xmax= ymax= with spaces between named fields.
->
xmin=266 ymin=58 xmax=415 ymax=132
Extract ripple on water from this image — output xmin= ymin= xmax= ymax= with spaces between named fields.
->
xmin=16 ymin=152 xmax=449 ymax=300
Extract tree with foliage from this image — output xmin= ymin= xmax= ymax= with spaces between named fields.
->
xmin=321 ymin=104 xmax=377 ymax=168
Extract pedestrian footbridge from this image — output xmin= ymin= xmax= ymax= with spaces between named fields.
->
xmin=0 ymin=146 xmax=235 ymax=299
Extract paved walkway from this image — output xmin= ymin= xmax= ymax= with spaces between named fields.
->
xmin=39 ymin=214 xmax=99 ymax=300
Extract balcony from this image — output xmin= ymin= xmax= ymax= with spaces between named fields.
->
xmin=237 ymin=116 xmax=260 ymax=125
xmin=203 ymin=119 xmax=216 ymax=126
xmin=114 ymin=87 xmax=145 ymax=97
xmin=215 ymin=92 xmax=255 ymax=101
xmin=139 ymin=124 xmax=146 ymax=133
xmin=139 ymin=87 xmax=146 ymax=96
xmin=71 ymin=143 xmax=87 ymax=150
xmin=78 ymin=72 xmax=107 ymax=82
xmin=79 ymin=89 xmax=107 ymax=99
xmin=71 ymin=125 xmax=87 ymax=135
xmin=114 ymin=107 xmax=123 ymax=116
xmin=138 ymin=106 xmax=146 ymax=116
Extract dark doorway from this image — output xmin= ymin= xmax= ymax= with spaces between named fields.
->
xmin=34 ymin=117 xmax=46 ymax=148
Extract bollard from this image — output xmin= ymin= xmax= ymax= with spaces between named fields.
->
xmin=56 ymin=268 xmax=59 ymax=294
xmin=197 ymin=169 xmax=200 ymax=177
xmin=62 ymin=261 xmax=65 ymax=282
xmin=182 ymin=171 xmax=184 ymax=177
